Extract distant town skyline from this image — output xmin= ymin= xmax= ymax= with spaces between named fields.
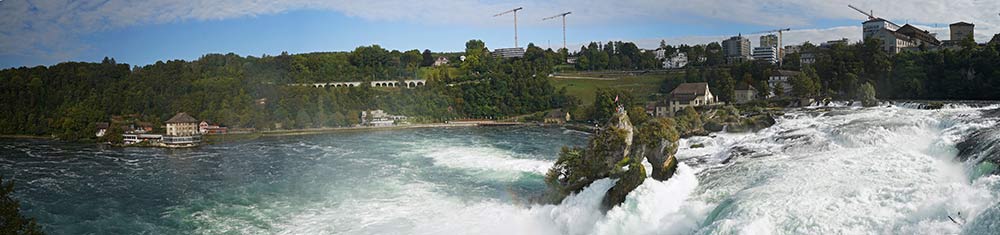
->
xmin=0 ymin=0 xmax=997 ymax=69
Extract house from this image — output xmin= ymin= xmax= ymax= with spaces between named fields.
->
xmin=653 ymin=48 xmax=667 ymax=60
xmin=199 ymin=121 xmax=228 ymax=135
xmin=544 ymin=109 xmax=571 ymax=124
xmin=132 ymin=122 xmax=154 ymax=134
xmin=492 ymin=48 xmax=525 ymax=58
xmin=734 ymin=83 xmax=758 ymax=103
xmin=800 ymin=52 xmax=816 ymax=65
xmin=644 ymin=103 xmax=656 ymax=117
xmin=650 ymin=101 xmax=672 ymax=118
xmin=163 ymin=112 xmax=201 ymax=147
xmin=433 ymin=56 xmax=449 ymax=67
xmin=361 ymin=110 xmax=407 ymax=127
xmin=663 ymin=52 xmax=688 ymax=69
xmin=768 ymin=70 xmax=799 ymax=97
xmin=95 ymin=122 xmax=109 ymax=137
xmin=666 ymin=83 xmax=717 ymax=115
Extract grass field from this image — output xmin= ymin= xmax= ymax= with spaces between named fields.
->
xmin=550 ymin=71 xmax=684 ymax=106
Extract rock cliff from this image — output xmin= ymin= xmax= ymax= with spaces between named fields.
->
xmin=546 ymin=110 xmax=681 ymax=211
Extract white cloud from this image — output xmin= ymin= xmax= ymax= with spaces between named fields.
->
xmin=1 ymin=0 xmax=998 ymax=64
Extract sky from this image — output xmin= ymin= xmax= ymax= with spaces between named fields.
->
xmin=1 ymin=0 xmax=998 ymax=69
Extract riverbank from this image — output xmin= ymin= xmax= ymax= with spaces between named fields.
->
xmin=202 ymin=122 xmax=519 ymax=144
xmin=0 ymin=134 xmax=53 ymax=139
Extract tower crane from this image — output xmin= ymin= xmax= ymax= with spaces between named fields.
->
xmin=848 ymin=4 xmax=876 ymax=20
xmin=542 ymin=12 xmax=572 ymax=50
xmin=750 ymin=28 xmax=792 ymax=66
xmin=494 ymin=7 xmax=524 ymax=48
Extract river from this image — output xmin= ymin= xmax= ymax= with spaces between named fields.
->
xmin=2 ymin=104 xmax=999 ymax=234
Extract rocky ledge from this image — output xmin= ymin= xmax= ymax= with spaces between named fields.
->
xmin=545 ymin=110 xmax=680 ymax=211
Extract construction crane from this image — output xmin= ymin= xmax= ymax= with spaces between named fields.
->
xmin=848 ymin=4 xmax=876 ymax=20
xmin=542 ymin=12 xmax=572 ymax=50
xmin=750 ymin=28 xmax=792 ymax=66
xmin=494 ymin=7 xmax=524 ymax=48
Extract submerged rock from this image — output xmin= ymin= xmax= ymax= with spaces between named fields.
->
xmin=956 ymin=126 xmax=1000 ymax=176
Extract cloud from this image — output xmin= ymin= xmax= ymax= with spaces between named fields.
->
xmin=1 ymin=0 xmax=998 ymax=65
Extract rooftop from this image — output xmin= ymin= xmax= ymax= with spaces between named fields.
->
xmin=165 ymin=112 xmax=199 ymax=124
xmin=950 ymin=22 xmax=974 ymax=26
xmin=670 ymin=83 xmax=710 ymax=96
xmin=736 ymin=82 xmax=757 ymax=91
xmin=545 ymin=109 xmax=567 ymax=119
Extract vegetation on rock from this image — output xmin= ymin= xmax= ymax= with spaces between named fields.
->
xmin=0 ymin=177 xmax=45 ymax=235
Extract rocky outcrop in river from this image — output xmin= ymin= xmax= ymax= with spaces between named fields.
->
xmin=545 ymin=110 xmax=681 ymax=211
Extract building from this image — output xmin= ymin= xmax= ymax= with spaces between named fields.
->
xmin=653 ymin=48 xmax=667 ymax=60
xmin=820 ymin=38 xmax=850 ymax=48
xmin=863 ymin=18 xmax=901 ymax=39
xmin=163 ymin=112 xmax=201 ymax=147
xmin=862 ymin=17 xmax=943 ymax=53
xmin=199 ymin=121 xmax=228 ymax=135
xmin=872 ymin=28 xmax=918 ymax=54
xmin=760 ymin=34 xmax=778 ymax=48
xmin=493 ymin=48 xmax=525 ymax=58
xmin=433 ymin=56 xmax=450 ymax=67
xmin=734 ymin=83 xmax=758 ymax=103
xmin=125 ymin=122 xmax=154 ymax=134
xmin=544 ymin=109 xmax=571 ymax=124
xmin=784 ymin=45 xmax=801 ymax=56
xmin=896 ymin=24 xmax=941 ymax=47
xmin=768 ymin=70 xmax=800 ymax=97
xmin=666 ymin=83 xmax=717 ymax=115
xmin=663 ymin=52 xmax=688 ymax=69
xmin=800 ymin=52 xmax=816 ymax=66
xmin=752 ymin=47 xmax=778 ymax=64
xmin=722 ymin=35 xmax=751 ymax=63
xmin=863 ymin=18 xmax=909 ymax=53
xmin=361 ymin=110 xmax=407 ymax=127
xmin=950 ymin=22 xmax=975 ymax=41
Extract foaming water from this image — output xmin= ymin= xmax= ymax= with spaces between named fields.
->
xmin=3 ymin=106 xmax=1000 ymax=234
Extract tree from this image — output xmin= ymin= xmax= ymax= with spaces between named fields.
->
xmin=421 ymin=49 xmax=434 ymax=67
xmin=295 ymin=109 xmax=312 ymax=129
xmin=592 ymin=88 xmax=631 ymax=123
xmin=716 ymin=72 xmax=736 ymax=103
xmin=790 ymin=72 xmax=820 ymax=98
xmin=858 ymin=82 xmax=877 ymax=107
xmin=401 ymin=50 xmax=422 ymax=68
xmin=774 ymin=83 xmax=785 ymax=97
xmin=1 ymin=176 xmax=45 ymax=235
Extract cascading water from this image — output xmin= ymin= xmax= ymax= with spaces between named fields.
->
xmin=2 ymin=104 xmax=999 ymax=234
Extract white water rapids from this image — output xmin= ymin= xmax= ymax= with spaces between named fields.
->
xmin=319 ymin=104 xmax=1000 ymax=235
